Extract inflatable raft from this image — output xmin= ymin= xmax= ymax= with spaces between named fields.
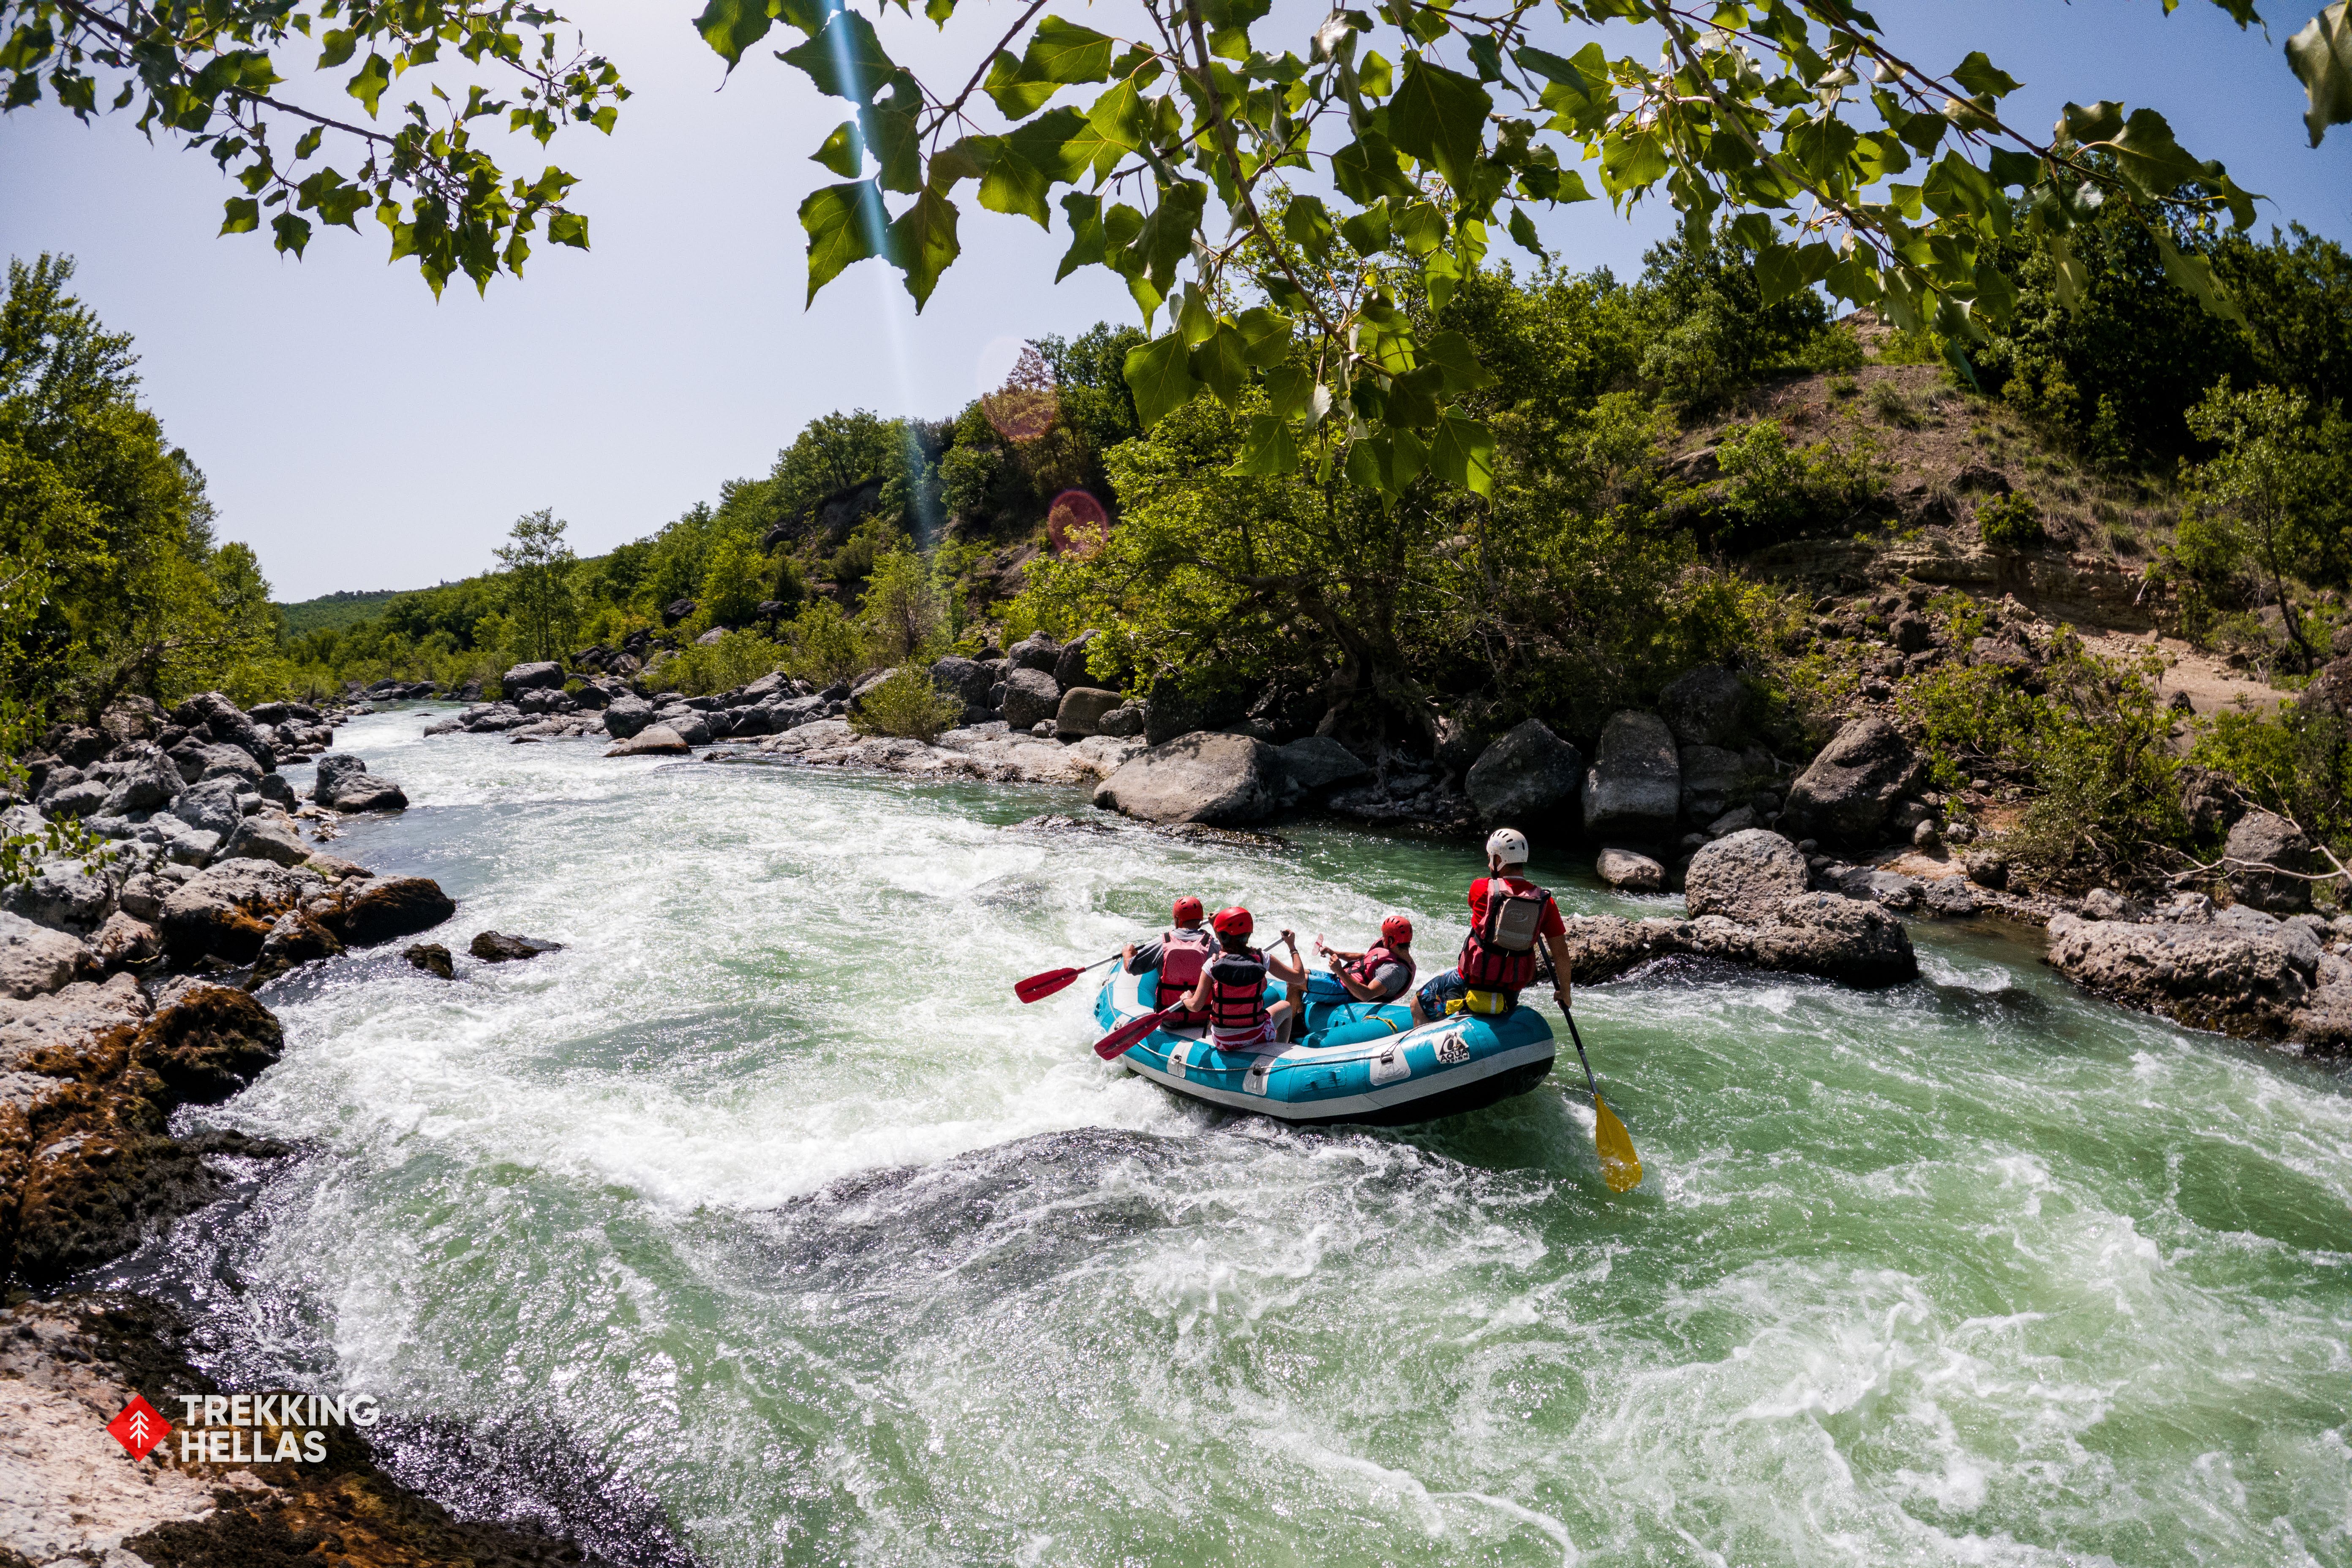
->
xmin=1094 ymin=965 xmax=1556 ymax=1126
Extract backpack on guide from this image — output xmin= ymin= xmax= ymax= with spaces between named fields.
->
xmin=1458 ymin=878 xmax=1552 ymax=992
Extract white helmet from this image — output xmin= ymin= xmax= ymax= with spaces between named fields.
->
xmin=1484 ymin=827 xmax=1529 ymax=865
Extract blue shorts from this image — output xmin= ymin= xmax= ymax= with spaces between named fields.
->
xmin=1416 ymin=969 xmax=1468 ymax=1016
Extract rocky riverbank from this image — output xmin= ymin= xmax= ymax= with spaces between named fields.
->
xmin=0 ymin=690 xmax=633 ymax=1565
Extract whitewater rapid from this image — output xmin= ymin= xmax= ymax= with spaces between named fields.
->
xmin=108 ymin=708 xmax=2352 ymax=1567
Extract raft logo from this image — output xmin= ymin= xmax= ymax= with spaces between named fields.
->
xmin=106 ymin=1396 xmax=172 ymax=1460
xmin=165 ymin=1392 xmax=380 ymax=1465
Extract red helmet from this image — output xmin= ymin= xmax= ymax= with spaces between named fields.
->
xmin=1212 ymin=906 xmax=1254 ymax=937
xmin=1381 ymin=915 xmax=1414 ymax=946
xmin=1172 ymin=896 xmax=1204 ymax=925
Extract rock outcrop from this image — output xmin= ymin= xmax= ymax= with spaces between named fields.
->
xmin=1778 ymin=716 xmax=1922 ymax=849
xmin=1685 ymin=828 xmax=1811 ymax=923
xmin=1465 ymin=719 xmax=1582 ymax=828
xmin=311 ymin=752 xmax=408 ymax=813
xmin=2045 ymin=905 xmax=2351 ymax=1053
xmin=1093 ymin=732 xmax=1282 ymax=826
xmin=1582 ymin=710 xmax=1680 ymax=839
xmin=1564 ymin=893 xmax=1919 ymax=989
xmin=2223 ymin=809 xmax=2313 ymax=914
xmin=1659 ymin=664 xmax=1748 ymax=747
xmin=605 ymin=723 xmax=690 ymax=757
xmin=1595 ymin=847 xmax=1666 ymax=892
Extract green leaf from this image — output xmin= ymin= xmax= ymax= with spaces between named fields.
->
xmin=974 ymin=144 xmax=1049 ymax=226
xmin=1235 ymin=306 xmax=1294 ymax=366
xmin=984 ymin=50 xmax=1057 ymax=117
xmin=1339 ymin=200 xmax=1392 ymax=255
xmin=1421 ymin=247 xmax=1462 ymax=313
xmin=1056 ymin=192 xmax=1105 ymax=280
xmin=926 ymin=0 xmax=957 ymax=24
xmin=1387 ymin=57 xmax=1492 ymax=190
xmin=1127 ymin=180 xmax=1206 ymax=294
xmin=858 ymin=104 xmax=922 ymax=193
xmin=219 ymin=196 xmax=260 ymax=236
xmin=1429 ymin=411 xmax=1495 ymax=496
xmin=1600 ymin=125 xmax=1668 ymax=196
xmin=1344 ymin=438 xmax=1390 ymax=494
xmin=1387 ymin=426 xmax=1427 ymax=490
xmin=2154 ymin=231 xmax=2246 ymax=324
xmin=317 ymin=28 xmax=358 ymax=69
xmin=1754 ymin=242 xmax=1804 ymax=306
xmin=1263 ymin=362 xmax=1317 ymax=418
xmin=1067 ymin=80 xmax=1147 ymax=180
xmin=271 ymin=212 xmax=313 ymax=257
xmin=1331 ymin=133 xmax=1418 ymax=203
xmin=1506 ymin=206 xmax=1544 ymax=257
xmin=1176 ymin=286 xmax=1216 ymax=347
xmin=1023 ymin=17 xmax=1115 ymax=84
xmin=884 ymin=187 xmax=960 ymax=309
xmin=696 ymin=0 xmax=781 ymax=70
xmin=1005 ymin=107 xmax=1090 ymax=183
xmin=1949 ymin=51 xmax=2021 ymax=100
xmin=2048 ymin=233 xmax=2089 ymax=311
xmin=1420 ymin=330 xmax=1496 ymax=391
xmin=1227 ymin=414 xmax=1301 ymax=477
xmin=1971 ymin=260 xmax=2018 ymax=325
xmin=1190 ymin=324 xmax=1249 ymax=405
xmin=346 ymin=53 xmax=391 ymax=118
xmin=780 ymin=12 xmax=894 ymax=103
xmin=2058 ymin=100 xmax=2125 ymax=145
xmin=801 ymin=180 xmax=884 ymax=302
xmin=1387 ymin=364 xmax=1444 ymax=430
xmin=1282 ymin=195 xmax=1334 ymax=259
xmin=1392 ymin=200 xmax=1447 ymax=256
xmin=814 ymin=120 xmax=863 ymax=178
xmin=1123 ymin=332 xmax=1200 ymax=428
xmin=547 ymin=211 xmax=589 ymax=249
xmin=2288 ymin=2 xmax=2352 ymax=147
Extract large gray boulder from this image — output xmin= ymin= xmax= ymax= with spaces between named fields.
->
xmin=605 ymin=724 xmax=690 ymax=757
xmin=503 ymin=660 xmax=564 ymax=692
xmin=1685 ymin=828 xmax=1810 ymax=923
xmin=1001 ymin=667 xmax=1063 ymax=731
xmin=1677 ymin=744 xmax=1746 ymax=824
xmin=0 ymin=911 xmax=91 ymax=999
xmin=1093 ymin=731 xmax=1283 ymax=826
xmin=1659 ymin=664 xmax=1748 ymax=746
xmin=602 ymin=694 xmax=656 ymax=739
xmin=1052 ymin=630 xmax=1098 ymax=691
xmin=1779 ymin=716 xmax=1922 ymax=849
xmin=1561 ymin=893 xmax=1917 ymax=989
xmin=1595 ymin=847 xmax=1666 ymax=892
xmin=171 ymin=691 xmax=274 ymax=770
xmin=172 ymin=777 xmax=243 ymax=840
xmin=159 ymin=860 xmax=326 ymax=964
xmin=930 ymin=656 xmax=996 ymax=710
xmin=98 ymin=750 xmax=183 ymax=816
xmin=1055 ymin=687 xmax=1124 ymax=739
xmin=311 ymin=752 xmax=368 ymax=803
xmin=2224 ymin=809 xmax=2313 ymax=914
xmin=1008 ymin=632 xmax=1061 ymax=674
xmin=188 ymin=743 xmax=263 ymax=787
xmin=2046 ymin=908 xmax=2350 ymax=1051
xmin=312 ymin=754 xmax=406 ymax=813
xmin=4 ymin=858 xmax=116 ymax=934
xmin=1465 ymin=719 xmax=1582 ymax=828
xmin=1275 ymin=736 xmax=1370 ymax=793
xmin=221 ymin=813 xmax=311 ymax=867
xmin=1582 ymin=711 xmax=1680 ymax=840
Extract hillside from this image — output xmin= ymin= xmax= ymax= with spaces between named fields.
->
xmin=277 ymin=588 xmax=416 ymax=636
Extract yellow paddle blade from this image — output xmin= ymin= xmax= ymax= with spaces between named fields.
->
xmin=1592 ymin=1094 xmax=1643 ymax=1193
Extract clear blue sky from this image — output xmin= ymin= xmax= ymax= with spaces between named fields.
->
xmin=3 ymin=0 xmax=2347 ymax=601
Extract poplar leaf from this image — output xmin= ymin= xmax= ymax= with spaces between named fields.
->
xmin=884 ymin=187 xmax=960 ymax=309
xmin=801 ymin=180 xmax=883 ymax=302
xmin=1429 ymin=411 xmax=1495 ymax=496
xmin=2288 ymin=1 xmax=2352 ymax=147
xmin=1123 ymin=332 xmax=1200 ymax=428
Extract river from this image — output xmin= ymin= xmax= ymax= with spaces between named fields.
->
xmin=98 ymin=707 xmax=2352 ymax=1566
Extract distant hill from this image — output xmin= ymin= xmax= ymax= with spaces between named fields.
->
xmin=276 ymin=588 xmax=414 ymax=636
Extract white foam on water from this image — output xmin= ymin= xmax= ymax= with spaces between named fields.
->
xmin=167 ymin=708 xmax=2352 ymax=1567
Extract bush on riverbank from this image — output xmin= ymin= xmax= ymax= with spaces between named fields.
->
xmin=850 ymin=665 xmax=960 ymax=740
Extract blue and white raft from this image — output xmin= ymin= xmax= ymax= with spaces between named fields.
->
xmin=1094 ymin=966 xmax=1556 ymax=1126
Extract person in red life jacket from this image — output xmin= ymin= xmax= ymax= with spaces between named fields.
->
xmin=1410 ymin=827 xmax=1572 ymax=1024
xmin=1315 ymin=915 xmax=1418 ymax=1004
xmin=1177 ymin=906 xmax=1309 ymax=1048
xmin=1122 ymin=896 xmax=1215 ymax=1022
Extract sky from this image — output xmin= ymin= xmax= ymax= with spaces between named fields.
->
xmin=3 ymin=0 xmax=2349 ymax=602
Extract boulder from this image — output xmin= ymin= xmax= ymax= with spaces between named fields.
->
xmin=313 ymin=752 xmax=369 ymax=800
xmin=246 ymin=909 xmax=345 ymax=986
xmin=1677 ymin=744 xmax=1747 ymax=824
xmin=931 ymin=656 xmax=995 ymax=709
xmin=605 ymin=724 xmax=690 ymax=758
xmin=0 ymin=911 xmax=90 ymax=999
xmin=1706 ymin=805 xmax=1761 ymax=838
xmin=1595 ymin=847 xmax=1666 ymax=892
xmin=188 ymin=742 xmax=263 ymax=787
xmin=1779 ymin=716 xmax=1922 ymax=849
xmin=603 ymin=694 xmax=656 ymax=739
xmin=1093 ymin=731 xmax=1283 ymax=826
xmin=159 ymin=860 xmax=324 ymax=964
xmin=37 ymin=776 xmax=109 ymax=817
xmin=2045 ymin=910 xmax=2350 ymax=1050
xmin=405 ymin=942 xmax=455 ymax=978
xmin=171 ymin=777 xmax=243 ymax=840
xmin=1582 ymin=711 xmax=1680 ymax=840
xmin=1097 ymin=704 xmax=1146 ymax=739
xmin=1685 ymin=829 xmax=1810 ymax=922
xmin=1560 ymin=893 xmax=1917 ymax=989
xmin=1053 ymin=630 xmax=1099 ymax=691
xmin=1964 ymin=850 xmax=2009 ymax=890
xmin=469 ymin=930 xmax=565 ymax=962
xmin=98 ymin=750 xmax=183 ymax=815
xmin=318 ymin=763 xmax=408 ymax=813
xmin=1923 ymin=879 xmax=1980 ymax=917
xmin=220 ymin=814 xmax=310 ymax=867
xmin=317 ymin=876 xmax=457 ymax=947
xmin=2224 ymin=808 xmax=2313 ymax=914
xmin=1465 ymin=720 xmax=1582 ymax=828
xmin=257 ymin=771 xmax=297 ymax=809
xmin=90 ymin=910 xmax=161 ymax=967
xmin=170 ymin=691 xmax=273 ymax=770
xmin=1658 ymin=664 xmax=1748 ymax=747
xmin=1008 ymin=631 xmax=1062 ymax=673
xmin=0 ymin=972 xmax=146 ymax=1065
xmin=1838 ymin=868 xmax=1924 ymax=912
xmin=5 ymin=858 xmax=117 ymax=934
xmin=1275 ymin=736 xmax=1372 ymax=794
xmin=132 ymin=983 xmax=284 ymax=1103
xmin=1055 ymin=686 xmax=1124 ymax=739
xmin=1001 ymin=667 xmax=1063 ymax=731
xmin=503 ymin=660 xmax=565 ymax=692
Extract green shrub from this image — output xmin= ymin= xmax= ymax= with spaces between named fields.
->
xmin=1706 ymin=419 xmax=1886 ymax=550
xmin=1867 ymin=380 xmax=1921 ymax=429
xmin=1828 ymin=375 xmax=1859 ymax=400
xmin=1799 ymin=326 xmax=1867 ymax=373
xmin=851 ymin=664 xmax=960 ymax=740
xmin=782 ymin=598 xmax=868 ymax=686
xmin=1977 ymin=492 xmax=2045 ymax=552
xmin=2191 ymin=704 xmax=2351 ymax=852
xmin=662 ymin=629 xmax=785 ymax=696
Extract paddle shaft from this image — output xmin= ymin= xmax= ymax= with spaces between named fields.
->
xmin=1014 ymin=954 xmax=1119 ymax=1002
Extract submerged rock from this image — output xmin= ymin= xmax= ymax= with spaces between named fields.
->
xmin=470 ymin=930 xmax=564 ymax=962
xmin=404 ymin=941 xmax=455 ymax=978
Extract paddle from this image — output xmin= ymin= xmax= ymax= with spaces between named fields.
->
xmin=1013 ymin=955 xmax=1118 ymax=1004
xmin=1559 ymin=1008 xmax=1643 ymax=1194
xmin=1093 ymin=1006 xmax=1180 ymax=1061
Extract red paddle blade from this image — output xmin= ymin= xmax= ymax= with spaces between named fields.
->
xmin=1013 ymin=967 xmax=1082 ymax=1004
xmin=1093 ymin=1008 xmax=1173 ymax=1060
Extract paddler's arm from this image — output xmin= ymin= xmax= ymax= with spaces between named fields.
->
xmin=1544 ymin=931 xmax=1573 ymax=1012
xmin=1333 ymin=964 xmax=1382 ymax=1002
xmin=1266 ymin=932 xmax=1307 ymax=985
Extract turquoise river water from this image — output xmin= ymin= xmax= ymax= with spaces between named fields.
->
xmin=117 ymin=707 xmax=2352 ymax=1566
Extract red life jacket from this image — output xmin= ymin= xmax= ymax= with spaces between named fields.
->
xmin=1206 ymin=946 xmax=1271 ymax=1043
xmin=1345 ymin=942 xmax=1416 ymax=999
xmin=1458 ymin=877 xmax=1553 ymax=991
xmin=1154 ymin=927 xmax=1214 ymax=1014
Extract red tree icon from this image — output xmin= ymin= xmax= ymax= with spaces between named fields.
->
xmin=106 ymin=1395 xmax=172 ymax=1460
